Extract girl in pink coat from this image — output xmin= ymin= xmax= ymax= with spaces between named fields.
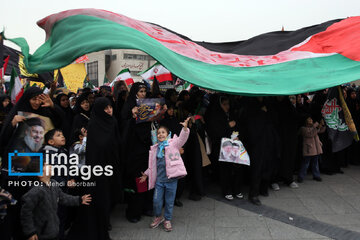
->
xmin=139 ymin=117 xmax=190 ymax=232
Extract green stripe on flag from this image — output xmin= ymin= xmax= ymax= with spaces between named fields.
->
xmin=7 ymin=15 xmax=360 ymax=96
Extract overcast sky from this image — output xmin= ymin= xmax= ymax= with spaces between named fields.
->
xmin=2 ymin=0 xmax=360 ymax=53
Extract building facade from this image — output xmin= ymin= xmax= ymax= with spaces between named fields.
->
xmin=85 ymin=49 xmax=157 ymax=87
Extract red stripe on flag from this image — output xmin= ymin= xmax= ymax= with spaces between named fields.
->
xmin=125 ymin=78 xmax=134 ymax=85
xmin=15 ymin=88 xmax=24 ymax=103
xmin=149 ymin=73 xmax=172 ymax=83
xmin=292 ymin=17 xmax=360 ymax=61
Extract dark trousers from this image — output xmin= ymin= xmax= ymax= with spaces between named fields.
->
xmin=126 ymin=190 xmax=153 ymax=219
xmin=219 ymin=162 xmax=243 ymax=196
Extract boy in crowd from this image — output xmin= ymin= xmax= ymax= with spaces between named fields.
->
xmin=21 ymin=162 xmax=91 ymax=240
xmin=40 ymin=129 xmax=76 ymax=240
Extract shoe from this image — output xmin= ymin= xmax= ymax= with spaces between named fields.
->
xmin=150 ymin=216 xmax=164 ymax=228
xmin=249 ymin=196 xmax=261 ymax=206
xmin=313 ymin=177 xmax=322 ymax=182
xmin=174 ymin=198 xmax=183 ymax=207
xmin=188 ymin=194 xmax=202 ymax=201
xmin=297 ymin=177 xmax=303 ymax=183
xmin=289 ymin=182 xmax=299 ymax=189
xmin=225 ymin=194 xmax=234 ymax=200
xmin=337 ymin=170 xmax=344 ymax=174
xmin=271 ymin=183 xmax=280 ymax=191
xmin=163 ymin=220 xmax=173 ymax=232
xmin=235 ymin=193 xmax=244 ymax=199
xmin=127 ymin=216 xmax=140 ymax=223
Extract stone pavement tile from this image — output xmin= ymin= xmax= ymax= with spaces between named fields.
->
xmin=294 ymin=183 xmax=336 ymax=197
xmin=265 ymin=218 xmax=330 ymax=240
xmin=215 ymin=226 xmax=271 ymax=240
xmin=215 ymin=216 xmax=267 ymax=228
xmin=186 ymin=226 xmax=215 ymax=240
xmin=321 ymin=174 xmax=360 ymax=185
xmin=186 ymin=215 xmax=215 ymax=228
xmin=328 ymin=184 xmax=360 ymax=197
xmin=157 ymin=218 xmax=187 ymax=240
xmin=273 ymin=188 xmax=299 ymax=199
xmin=342 ymin=195 xmax=360 ymax=212
xmin=299 ymin=197 xmax=335 ymax=214
xmin=215 ymin=200 xmax=241 ymax=217
xmin=237 ymin=207 xmax=259 ymax=217
xmin=338 ymin=224 xmax=360 ymax=233
xmin=319 ymin=196 xmax=358 ymax=214
xmin=313 ymin=214 xmax=360 ymax=225
xmin=110 ymin=227 xmax=160 ymax=240
xmin=261 ymin=198 xmax=313 ymax=216
xmin=173 ymin=197 xmax=214 ymax=217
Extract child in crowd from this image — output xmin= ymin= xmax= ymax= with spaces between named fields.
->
xmin=69 ymin=128 xmax=87 ymax=168
xmin=41 ymin=129 xmax=75 ymax=240
xmin=140 ymin=117 xmax=191 ymax=232
xmin=21 ymin=162 xmax=91 ymax=240
xmin=298 ymin=117 xmax=325 ymax=183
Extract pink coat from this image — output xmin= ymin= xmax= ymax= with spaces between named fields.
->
xmin=144 ymin=128 xmax=190 ymax=190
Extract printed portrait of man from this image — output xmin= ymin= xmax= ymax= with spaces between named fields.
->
xmin=220 ymin=140 xmax=233 ymax=161
xmin=16 ymin=117 xmax=45 ymax=152
xmin=231 ymin=142 xmax=241 ymax=162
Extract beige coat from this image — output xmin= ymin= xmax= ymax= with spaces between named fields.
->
xmin=300 ymin=123 xmax=325 ymax=157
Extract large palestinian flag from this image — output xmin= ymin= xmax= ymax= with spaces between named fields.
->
xmin=6 ymin=9 xmax=360 ymax=95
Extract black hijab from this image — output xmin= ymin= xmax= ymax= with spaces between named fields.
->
xmin=0 ymin=95 xmax=12 ymax=114
xmin=73 ymin=93 xmax=91 ymax=116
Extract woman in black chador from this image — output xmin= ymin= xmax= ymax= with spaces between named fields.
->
xmin=67 ymin=97 xmax=122 ymax=240
xmin=121 ymin=82 xmax=153 ymax=223
xmin=244 ymin=97 xmax=280 ymax=206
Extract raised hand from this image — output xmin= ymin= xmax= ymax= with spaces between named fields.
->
xmin=180 ymin=117 xmax=191 ymax=130
xmin=39 ymin=94 xmax=54 ymax=108
xmin=11 ymin=115 xmax=26 ymax=127
xmin=81 ymin=194 xmax=92 ymax=205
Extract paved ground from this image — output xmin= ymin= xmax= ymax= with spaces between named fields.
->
xmin=110 ymin=165 xmax=360 ymax=240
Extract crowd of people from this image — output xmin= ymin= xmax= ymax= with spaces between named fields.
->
xmin=0 ymin=79 xmax=359 ymax=239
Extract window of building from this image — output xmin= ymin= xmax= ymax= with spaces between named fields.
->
xmin=112 ymin=54 xmax=117 ymax=60
xmin=123 ymin=53 xmax=150 ymax=60
xmin=87 ymin=61 xmax=98 ymax=87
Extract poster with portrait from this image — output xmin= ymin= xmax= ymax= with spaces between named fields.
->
xmin=218 ymin=138 xmax=250 ymax=166
xmin=9 ymin=112 xmax=54 ymax=171
xmin=136 ymin=98 xmax=166 ymax=123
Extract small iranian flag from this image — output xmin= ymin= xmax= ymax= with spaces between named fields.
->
xmin=110 ymin=68 xmax=134 ymax=86
xmin=184 ymin=82 xmax=193 ymax=91
xmin=140 ymin=62 xmax=172 ymax=83
xmin=9 ymin=67 xmax=24 ymax=104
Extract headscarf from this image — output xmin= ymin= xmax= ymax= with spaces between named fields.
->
xmin=0 ymin=95 xmax=12 ymax=114
xmin=73 ymin=93 xmax=91 ymax=116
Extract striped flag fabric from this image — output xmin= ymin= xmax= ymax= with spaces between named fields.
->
xmin=9 ymin=67 xmax=24 ymax=104
xmin=140 ymin=62 xmax=172 ymax=83
xmin=110 ymin=68 xmax=134 ymax=86
xmin=7 ymin=9 xmax=360 ymax=95
xmin=75 ymin=54 xmax=89 ymax=63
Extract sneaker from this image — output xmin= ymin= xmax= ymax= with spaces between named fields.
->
xmin=271 ymin=183 xmax=280 ymax=191
xmin=235 ymin=193 xmax=244 ymax=199
xmin=163 ymin=220 xmax=173 ymax=232
xmin=225 ymin=195 xmax=234 ymax=200
xmin=289 ymin=181 xmax=299 ymax=189
xmin=150 ymin=216 xmax=164 ymax=229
